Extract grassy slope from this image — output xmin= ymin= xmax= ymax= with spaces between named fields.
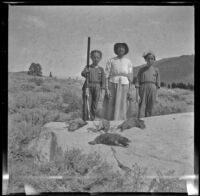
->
xmin=7 ymin=72 xmax=192 ymax=193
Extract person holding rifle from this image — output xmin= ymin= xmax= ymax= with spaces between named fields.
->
xmin=81 ymin=49 xmax=106 ymax=121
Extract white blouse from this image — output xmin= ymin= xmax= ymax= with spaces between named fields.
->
xmin=105 ymin=56 xmax=133 ymax=84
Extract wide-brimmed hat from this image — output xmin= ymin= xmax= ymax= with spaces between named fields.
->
xmin=114 ymin=43 xmax=129 ymax=55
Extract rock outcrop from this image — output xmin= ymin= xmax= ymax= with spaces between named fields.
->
xmin=27 ymin=130 xmax=58 ymax=164
xmin=28 ymin=112 xmax=194 ymax=177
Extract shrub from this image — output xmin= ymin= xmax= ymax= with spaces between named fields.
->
xmin=149 ymin=170 xmax=186 ymax=192
xmin=28 ymin=63 xmax=42 ymax=76
xmin=8 ymin=145 xmax=187 ymax=193
xmin=40 ymin=84 xmax=52 ymax=92
xmin=13 ymin=92 xmax=39 ymax=109
xmin=20 ymin=83 xmax=35 ymax=91
xmin=69 ymin=111 xmax=82 ymax=120
xmin=54 ymin=85 xmax=61 ymax=89
xmin=62 ymin=90 xmax=82 ymax=112
xmin=28 ymin=77 xmax=44 ymax=86
xmin=8 ymin=120 xmax=42 ymax=161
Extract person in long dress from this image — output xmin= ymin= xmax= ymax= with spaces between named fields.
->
xmin=103 ymin=43 xmax=134 ymax=120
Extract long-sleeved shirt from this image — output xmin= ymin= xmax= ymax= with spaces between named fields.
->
xmin=105 ymin=56 xmax=134 ymax=84
xmin=81 ymin=65 xmax=106 ymax=89
xmin=135 ymin=65 xmax=160 ymax=88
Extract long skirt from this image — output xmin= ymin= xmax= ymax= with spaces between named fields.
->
xmin=103 ymin=82 xmax=129 ymax=120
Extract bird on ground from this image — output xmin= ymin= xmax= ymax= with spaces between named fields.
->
xmin=117 ymin=118 xmax=145 ymax=131
xmin=88 ymin=119 xmax=110 ymax=133
xmin=67 ymin=118 xmax=87 ymax=132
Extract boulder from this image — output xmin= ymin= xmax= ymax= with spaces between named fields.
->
xmin=27 ymin=130 xmax=58 ymax=164
xmin=28 ymin=112 xmax=194 ymax=178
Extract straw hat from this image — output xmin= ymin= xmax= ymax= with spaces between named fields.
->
xmin=114 ymin=43 xmax=129 ymax=55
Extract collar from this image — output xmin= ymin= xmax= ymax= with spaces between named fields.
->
xmin=90 ymin=64 xmax=100 ymax=68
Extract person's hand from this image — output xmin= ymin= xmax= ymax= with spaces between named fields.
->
xmin=127 ymin=91 xmax=134 ymax=101
xmin=99 ymin=89 xmax=105 ymax=102
xmin=136 ymin=95 xmax=140 ymax=103
xmin=155 ymin=91 xmax=158 ymax=103
xmin=85 ymin=68 xmax=90 ymax=74
xmin=105 ymin=89 xmax=111 ymax=99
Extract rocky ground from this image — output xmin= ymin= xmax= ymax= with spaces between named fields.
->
xmin=30 ymin=112 xmax=194 ymax=178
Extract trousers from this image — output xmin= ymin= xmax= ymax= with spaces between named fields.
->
xmin=138 ymin=83 xmax=157 ymax=118
xmin=82 ymin=83 xmax=101 ymax=121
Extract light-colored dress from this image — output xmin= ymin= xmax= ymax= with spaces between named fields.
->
xmin=103 ymin=56 xmax=134 ymax=120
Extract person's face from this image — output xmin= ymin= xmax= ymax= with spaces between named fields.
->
xmin=145 ymin=54 xmax=155 ymax=66
xmin=91 ymin=52 xmax=101 ymax=65
xmin=116 ymin=45 xmax=126 ymax=57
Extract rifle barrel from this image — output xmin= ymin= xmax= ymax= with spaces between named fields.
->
xmin=87 ymin=37 xmax=91 ymax=67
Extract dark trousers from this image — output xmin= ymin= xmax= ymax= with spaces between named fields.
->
xmin=82 ymin=83 xmax=101 ymax=121
xmin=138 ymin=83 xmax=157 ymax=118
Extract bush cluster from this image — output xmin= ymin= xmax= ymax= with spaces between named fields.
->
xmin=161 ymin=81 xmax=194 ymax=90
xmin=8 ymin=147 xmax=186 ymax=193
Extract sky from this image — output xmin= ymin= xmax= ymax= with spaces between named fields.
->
xmin=9 ymin=6 xmax=194 ymax=78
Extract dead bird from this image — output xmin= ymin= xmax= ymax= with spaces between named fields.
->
xmin=88 ymin=133 xmax=131 ymax=147
xmin=67 ymin=118 xmax=87 ymax=132
xmin=117 ymin=118 xmax=145 ymax=131
xmin=87 ymin=119 xmax=110 ymax=133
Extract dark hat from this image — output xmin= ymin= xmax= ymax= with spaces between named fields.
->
xmin=114 ymin=43 xmax=129 ymax=55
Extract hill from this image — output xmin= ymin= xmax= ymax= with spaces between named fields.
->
xmin=134 ymin=55 xmax=194 ymax=84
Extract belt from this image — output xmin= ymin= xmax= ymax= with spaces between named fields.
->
xmin=140 ymin=81 xmax=156 ymax=85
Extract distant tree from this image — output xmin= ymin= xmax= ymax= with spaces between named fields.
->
xmin=172 ymin=82 xmax=191 ymax=90
xmin=183 ymin=83 xmax=187 ymax=89
xmin=168 ymin=84 xmax=171 ymax=89
xmin=49 ymin=72 xmax=52 ymax=77
xmin=161 ymin=81 xmax=167 ymax=87
xmin=177 ymin=82 xmax=187 ymax=89
xmin=176 ymin=82 xmax=181 ymax=89
xmin=28 ymin=63 xmax=42 ymax=76
xmin=171 ymin=82 xmax=176 ymax=89
xmin=187 ymin=83 xmax=194 ymax=91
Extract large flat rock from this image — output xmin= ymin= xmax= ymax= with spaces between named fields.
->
xmin=43 ymin=112 xmax=194 ymax=177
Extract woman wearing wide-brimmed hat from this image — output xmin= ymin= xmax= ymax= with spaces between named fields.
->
xmin=103 ymin=43 xmax=134 ymax=120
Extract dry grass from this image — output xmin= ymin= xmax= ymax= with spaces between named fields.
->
xmin=7 ymin=146 xmax=186 ymax=193
xmin=127 ymin=87 xmax=194 ymax=117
